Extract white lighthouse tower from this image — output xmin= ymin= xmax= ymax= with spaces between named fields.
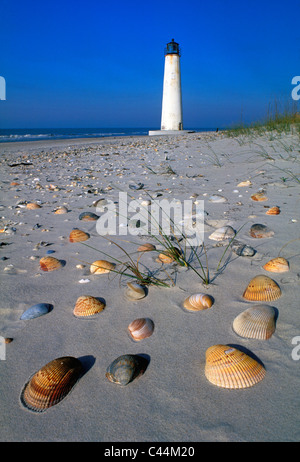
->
xmin=149 ymin=39 xmax=193 ymax=136
xmin=161 ymin=38 xmax=183 ymax=131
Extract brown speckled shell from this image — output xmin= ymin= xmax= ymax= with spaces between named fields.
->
xmin=20 ymin=356 xmax=82 ymax=412
xmin=266 ymin=206 xmax=280 ymax=215
xmin=205 ymin=344 xmax=266 ymax=389
xmin=137 ymin=243 xmax=156 ymax=252
xmin=243 ymin=275 xmax=281 ymax=301
xmin=40 ymin=256 xmax=62 ymax=272
xmin=73 ymin=295 xmax=105 ymax=317
xmin=69 ymin=229 xmax=90 ymax=242
xmin=250 ymin=224 xmax=274 ymax=238
xmin=251 ymin=192 xmax=268 ymax=202
xmin=26 ymin=202 xmax=41 ymax=209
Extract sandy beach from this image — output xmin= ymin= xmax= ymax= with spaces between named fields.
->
xmin=0 ymin=130 xmax=299 ymax=442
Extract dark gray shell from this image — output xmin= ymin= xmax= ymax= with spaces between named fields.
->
xmin=20 ymin=303 xmax=53 ymax=320
xmin=106 ymin=354 xmax=147 ymax=386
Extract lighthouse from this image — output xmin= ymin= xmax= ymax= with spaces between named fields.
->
xmin=161 ymin=39 xmax=183 ymax=131
xmin=149 ymin=39 xmax=193 ymax=136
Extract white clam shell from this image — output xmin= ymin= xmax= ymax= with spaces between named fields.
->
xmin=209 ymin=226 xmax=236 ymax=241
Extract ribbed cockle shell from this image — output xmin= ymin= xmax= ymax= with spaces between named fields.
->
xmin=20 ymin=356 xmax=82 ymax=412
xmin=205 ymin=344 xmax=266 ymax=389
xmin=157 ymin=247 xmax=182 ymax=264
xmin=106 ymin=354 xmax=147 ymax=386
xmin=128 ymin=318 xmax=154 ymax=341
xmin=243 ymin=275 xmax=281 ymax=301
xmin=183 ymin=293 xmax=214 ymax=311
xmin=232 ymin=305 xmax=276 ymax=340
xmin=40 ymin=256 xmax=63 ymax=272
xmin=69 ymin=229 xmax=90 ymax=242
xmin=263 ymin=257 xmax=289 ymax=273
xmin=90 ymin=260 xmax=115 ymax=274
xmin=73 ymin=295 xmax=105 ymax=317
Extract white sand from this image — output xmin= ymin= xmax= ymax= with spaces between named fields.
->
xmin=0 ymin=131 xmax=299 ymax=442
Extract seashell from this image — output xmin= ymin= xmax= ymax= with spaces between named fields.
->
xmin=266 ymin=206 xmax=280 ymax=215
xmin=249 ymin=223 xmax=274 ymax=238
xmin=78 ymin=211 xmax=99 ymax=221
xmin=137 ymin=243 xmax=156 ymax=252
xmin=251 ymin=192 xmax=268 ymax=201
xmin=209 ymin=226 xmax=236 ymax=241
xmin=208 ymin=194 xmax=227 ymax=203
xmin=69 ymin=229 xmax=90 ymax=242
xmin=263 ymin=257 xmax=289 ymax=273
xmin=73 ymin=295 xmax=105 ymax=317
xmin=125 ymin=282 xmax=147 ymax=300
xmin=128 ymin=318 xmax=154 ymax=341
xmin=20 ymin=356 xmax=82 ymax=412
xmin=243 ymin=275 xmax=281 ymax=301
xmin=39 ymin=256 xmax=63 ymax=272
xmin=205 ymin=344 xmax=265 ymax=389
xmin=232 ymin=242 xmax=256 ymax=257
xmin=26 ymin=202 xmax=41 ymax=209
xmin=20 ymin=303 xmax=53 ymax=320
xmin=54 ymin=206 xmax=68 ymax=214
xmin=129 ymin=182 xmax=144 ymax=190
xmin=90 ymin=260 xmax=115 ymax=274
xmin=157 ymin=247 xmax=182 ymax=263
xmin=183 ymin=293 xmax=214 ymax=311
xmin=106 ymin=354 xmax=147 ymax=386
xmin=237 ymin=180 xmax=252 ymax=187
xmin=232 ymin=305 xmax=276 ymax=340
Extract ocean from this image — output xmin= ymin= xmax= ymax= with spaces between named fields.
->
xmin=0 ymin=127 xmax=215 ymax=143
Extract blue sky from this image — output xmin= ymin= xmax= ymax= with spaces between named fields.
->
xmin=0 ymin=0 xmax=299 ymax=129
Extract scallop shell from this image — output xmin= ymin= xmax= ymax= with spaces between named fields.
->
xmin=40 ymin=256 xmax=63 ymax=272
xmin=78 ymin=211 xmax=99 ymax=221
xmin=69 ymin=229 xmax=90 ymax=242
xmin=90 ymin=260 xmax=115 ymax=274
xmin=243 ymin=275 xmax=281 ymax=301
xmin=128 ymin=318 xmax=154 ymax=341
xmin=266 ymin=206 xmax=280 ymax=215
xmin=183 ymin=293 xmax=214 ymax=311
xmin=54 ymin=206 xmax=68 ymax=214
xmin=106 ymin=354 xmax=147 ymax=386
xmin=137 ymin=243 xmax=156 ymax=252
xmin=73 ymin=295 xmax=105 ymax=317
xmin=232 ymin=305 xmax=276 ymax=340
xmin=263 ymin=257 xmax=289 ymax=273
xmin=205 ymin=344 xmax=266 ymax=389
xmin=209 ymin=226 xmax=236 ymax=241
xmin=26 ymin=202 xmax=41 ymax=209
xmin=20 ymin=356 xmax=82 ymax=412
xmin=125 ymin=282 xmax=147 ymax=300
xmin=249 ymin=223 xmax=274 ymax=238
xmin=20 ymin=303 xmax=53 ymax=320
xmin=251 ymin=192 xmax=268 ymax=201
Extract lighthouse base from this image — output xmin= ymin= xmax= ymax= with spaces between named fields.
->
xmin=148 ymin=130 xmax=195 ymax=136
